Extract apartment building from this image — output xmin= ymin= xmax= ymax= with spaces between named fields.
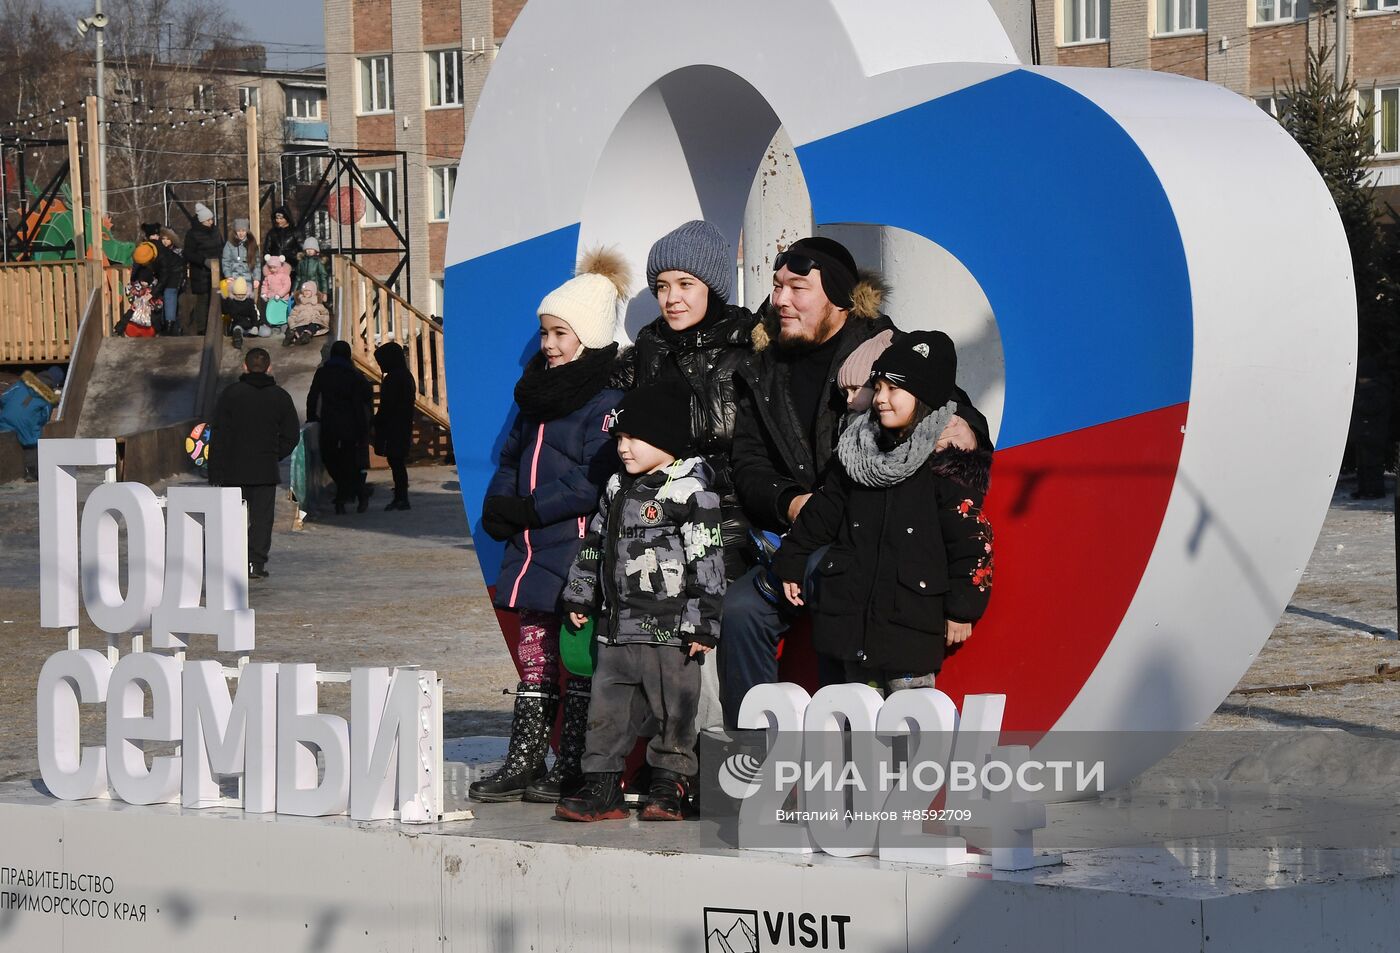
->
xmin=1034 ymin=1 xmax=1400 ymax=201
xmin=321 ymin=0 xmax=527 ymax=315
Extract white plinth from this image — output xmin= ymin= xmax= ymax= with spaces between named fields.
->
xmin=1 ymin=780 xmax=1398 ymax=952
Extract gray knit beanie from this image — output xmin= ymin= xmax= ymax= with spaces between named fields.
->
xmin=646 ymin=220 xmax=733 ymax=301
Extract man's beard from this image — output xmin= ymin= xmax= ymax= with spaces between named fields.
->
xmin=776 ymin=303 xmax=844 ymax=354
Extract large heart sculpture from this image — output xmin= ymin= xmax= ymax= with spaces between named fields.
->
xmin=444 ymin=0 xmax=1354 ymax=788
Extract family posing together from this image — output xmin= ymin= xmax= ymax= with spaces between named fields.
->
xmin=472 ymin=221 xmax=996 ymax=822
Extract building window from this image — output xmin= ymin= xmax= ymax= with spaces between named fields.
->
xmin=359 ymin=55 xmax=393 ymax=114
xmin=1254 ymin=94 xmax=1290 ymax=118
xmin=1157 ymin=0 xmax=1206 ymax=34
xmin=432 ymin=278 xmax=445 ymax=320
xmin=286 ymin=88 xmax=322 ymax=120
xmin=288 ymin=153 xmax=325 ymax=184
xmin=1360 ymin=87 xmax=1400 ymax=156
xmin=193 ymin=84 xmax=208 ymax=109
xmin=1062 ymin=0 xmax=1108 ymax=43
xmin=1255 ymin=0 xmax=1297 ymax=24
xmin=113 ymin=75 xmax=145 ymax=102
xmin=238 ymin=86 xmax=259 ymax=110
xmin=427 ymin=49 xmax=463 ymax=108
xmin=431 ymin=167 xmax=457 ymax=222
xmin=1361 ymin=0 xmax=1399 ymax=11
xmin=364 ymin=169 xmax=398 ymax=226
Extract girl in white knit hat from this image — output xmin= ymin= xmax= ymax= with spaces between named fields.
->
xmin=471 ymin=248 xmax=632 ymax=806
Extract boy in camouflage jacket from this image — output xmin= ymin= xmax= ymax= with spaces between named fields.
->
xmin=557 ymin=383 xmax=727 ymax=822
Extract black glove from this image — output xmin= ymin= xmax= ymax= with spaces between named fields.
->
xmin=481 ymin=495 xmax=540 ymax=541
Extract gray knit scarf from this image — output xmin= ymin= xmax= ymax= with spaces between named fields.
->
xmin=837 ymin=400 xmax=957 ymax=488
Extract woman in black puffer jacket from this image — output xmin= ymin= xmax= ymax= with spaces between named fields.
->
xmin=622 ymin=220 xmax=758 ymax=582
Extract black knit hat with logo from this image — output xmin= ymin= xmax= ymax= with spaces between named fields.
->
xmin=609 ymin=382 xmax=693 ymax=458
xmin=871 ymin=330 xmax=958 ymax=409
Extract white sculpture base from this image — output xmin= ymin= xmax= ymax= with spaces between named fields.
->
xmin=2 ymin=778 xmax=1397 ymax=952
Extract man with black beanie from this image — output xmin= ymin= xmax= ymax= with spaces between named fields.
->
xmin=720 ymin=235 xmax=990 ymax=728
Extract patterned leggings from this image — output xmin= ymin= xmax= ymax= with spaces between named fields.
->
xmin=517 ymin=609 xmax=562 ymax=686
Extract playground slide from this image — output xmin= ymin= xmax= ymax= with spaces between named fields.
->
xmin=73 ymin=337 xmax=206 ymax=439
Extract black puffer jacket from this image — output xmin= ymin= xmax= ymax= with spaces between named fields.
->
xmin=772 ymin=444 xmax=994 ymax=674
xmin=621 ymin=300 xmax=759 ymax=576
xmin=155 ymin=243 xmax=186 ymax=293
xmin=264 ymin=207 xmax=302 ymax=262
xmin=183 ymin=221 xmax=225 ymax=294
xmin=208 ymin=372 xmax=300 ymax=487
xmin=731 ymin=279 xmax=991 ymax=533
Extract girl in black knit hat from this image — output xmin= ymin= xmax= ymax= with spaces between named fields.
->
xmin=771 ymin=330 xmax=995 ymax=694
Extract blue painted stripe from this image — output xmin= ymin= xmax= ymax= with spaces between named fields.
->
xmin=445 ymin=223 xmax=580 ymax=586
xmin=797 ymin=69 xmax=1193 ymax=450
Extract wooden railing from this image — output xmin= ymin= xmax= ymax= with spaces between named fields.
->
xmin=0 ymin=260 xmax=129 ymax=363
xmin=331 ymin=256 xmax=449 ymax=430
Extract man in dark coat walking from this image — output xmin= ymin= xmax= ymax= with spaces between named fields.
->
xmin=721 ymin=236 xmax=989 ymax=726
xmin=208 ymin=347 xmax=301 ymax=578
xmin=182 ymin=202 xmax=224 ymax=335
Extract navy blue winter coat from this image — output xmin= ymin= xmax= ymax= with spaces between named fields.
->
xmin=488 ymin=386 xmax=622 ymax=613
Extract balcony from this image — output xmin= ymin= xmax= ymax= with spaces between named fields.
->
xmin=284 ymin=118 xmax=329 ymax=143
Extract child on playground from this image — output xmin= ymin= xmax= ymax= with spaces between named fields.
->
xmin=221 ymin=219 xmax=259 ymax=298
xmin=468 ymin=249 xmax=630 ymax=806
xmin=285 ymin=281 xmax=331 ymax=346
xmin=296 ymin=236 xmax=329 ymax=303
xmin=555 ymin=381 xmax=728 ymax=823
xmin=773 ymin=330 xmax=994 ymax=696
xmin=224 ymin=277 xmax=266 ymax=349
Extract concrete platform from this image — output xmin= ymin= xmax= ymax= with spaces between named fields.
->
xmin=1 ymin=776 xmax=1397 ymax=952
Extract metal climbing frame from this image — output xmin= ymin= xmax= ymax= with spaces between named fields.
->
xmin=280 ymin=147 xmax=413 ymax=304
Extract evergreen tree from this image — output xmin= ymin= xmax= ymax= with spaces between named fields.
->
xmin=1278 ymin=39 xmax=1393 ymax=354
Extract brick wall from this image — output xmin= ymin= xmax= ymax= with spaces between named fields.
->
xmin=1206 ymin=1 xmax=1250 ymax=95
xmin=357 ymin=113 xmax=397 ymax=152
xmin=423 ymin=0 xmax=463 ymax=45
xmin=493 ymin=0 xmax=527 ymax=45
xmin=1109 ymin=0 xmax=1150 ymax=68
xmin=1058 ymin=42 xmax=1110 ymax=67
xmin=325 ymin=0 xmax=356 ymax=150
xmin=1151 ymin=33 xmax=1208 ymax=79
xmin=1249 ymin=19 xmax=1311 ymax=94
xmin=1034 ymin=0 xmax=1058 ymax=63
xmin=1355 ymin=13 xmax=1400 ymax=85
xmin=354 ymin=0 xmax=393 ymax=52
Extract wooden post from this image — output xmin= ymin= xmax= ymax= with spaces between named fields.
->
xmin=85 ymin=96 xmax=106 ymax=325
xmin=67 ymin=119 xmax=86 ymax=264
xmin=245 ymin=105 xmax=260 ymax=246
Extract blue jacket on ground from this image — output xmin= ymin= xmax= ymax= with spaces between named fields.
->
xmin=488 ymin=386 xmax=622 ymax=614
xmin=0 ymin=371 xmax=61 ymax=447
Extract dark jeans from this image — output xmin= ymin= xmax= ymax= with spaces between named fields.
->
xmin=240 ymin=484 xmax=277 ymax=570
xmin=718 ymin=547 xmax=827 ymax=729
xmin=321 ymin=438 xmax=364 ymax=504
xmin=387 ymin=454 xmax=408 ymax=500
xmin=582 ymin=642 xmax=701 ymax=777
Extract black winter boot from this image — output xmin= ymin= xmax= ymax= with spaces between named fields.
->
xmin=640 ymin=768 xmax=692 ymax=821
xmin=524 ymin=681 xmax=590 ymax=803
xmin=555 ymin=772 xmax=627 ymax=822
xmin=468 ymin=683 xmax=557 ymax=802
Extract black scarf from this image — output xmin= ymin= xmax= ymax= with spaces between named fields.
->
xmin=513 ymin=342 xmax=620 ymax=421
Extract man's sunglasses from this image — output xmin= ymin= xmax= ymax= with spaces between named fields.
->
xmin=773 ymin=251 xmax=819 ymax=276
